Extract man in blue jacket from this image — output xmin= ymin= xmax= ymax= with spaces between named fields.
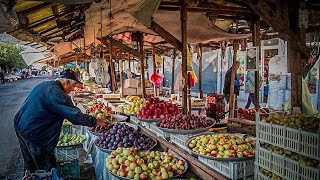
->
xmin=14 ymin=69 xmax=109 ymax=173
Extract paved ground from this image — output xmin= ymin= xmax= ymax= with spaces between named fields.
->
xmin=0 ymin=76 xmax=53 ymax=178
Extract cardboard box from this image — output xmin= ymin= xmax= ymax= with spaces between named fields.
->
xmin=124 ymin=78 xmax=139 ymax=88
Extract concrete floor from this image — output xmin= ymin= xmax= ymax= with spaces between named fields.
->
xmin=0 ymin=76 xmax=53 ymax=178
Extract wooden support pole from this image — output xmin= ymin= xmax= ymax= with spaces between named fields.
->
xmin=229 ymin=41 xmax=239 ymax=118
xmin=198 ymin=44 xmax=203 ymax=99
xmin=119 ymin=50 xmax=124 ymax=99
xmin=109 ymin=47 xmax=116 ymax=93
xmin=152 ymin=44 xmax=157 ymax=97
xmin=252 ymin=16 xmax=260 ymax=108
xmin=181 ymin=1 xmax=188 ymax=115
xmin=138 ymin=32 xmax=146 ymax=98
xmin=171 ymin=49 xmax=176 ymax=94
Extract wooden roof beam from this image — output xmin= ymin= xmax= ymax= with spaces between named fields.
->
xmin=28 ymin=7 xmax=79 ymax=29
xmin=19 ymin=2 xmax=52 ymax=16
xmin=99 ymin=36 xmax=144 ymax=59
xmin=150 ymin=20 xmax=182 ymax=51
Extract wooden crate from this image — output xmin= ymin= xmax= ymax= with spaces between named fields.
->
xmin=227 ymin=118 xmax=256 ymax=136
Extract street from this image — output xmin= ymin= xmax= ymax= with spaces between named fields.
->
xmin=0 ymin=76 xmax=53 ymax=178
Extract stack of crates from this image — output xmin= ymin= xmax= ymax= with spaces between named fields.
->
xmin=55 ymin=147 xmax=80 ymax=179
xmin=255 ymin=114 xmax=320 ymax=180
xmin=206 ymin=93 xmax=225 ymax=122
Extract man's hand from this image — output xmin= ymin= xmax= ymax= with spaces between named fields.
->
xmin=96 ymin=118 xmax=111 ymax=127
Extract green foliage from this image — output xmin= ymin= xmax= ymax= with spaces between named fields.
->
xmin=0 ymin=42 xmax=26 ymax=70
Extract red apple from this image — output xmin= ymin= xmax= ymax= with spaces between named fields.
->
xmin=140 ymin=173 xmax=148 ymax=180
xmin=211 ymin=150 xmax=217 ymax=157
xmin=178 ymin=160 xmax=184 ymax=165
xmin=160 ymin=114 xmax=165 ymax=118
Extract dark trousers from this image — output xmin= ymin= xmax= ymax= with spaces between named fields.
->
xmin=15 ymin=130 xmax=56 ymax=173
xmin=245 ymin=93 xmax=260 ymax=109
xmin=0 ymin=77 xmax=4 ymax=84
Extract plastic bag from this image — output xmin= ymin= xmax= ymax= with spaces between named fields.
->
xmin=283 ymin=78 xmax=318 ymax=116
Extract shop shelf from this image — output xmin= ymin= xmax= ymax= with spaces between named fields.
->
xmin=57 ymin=159 xmax=80 ymax=180
xmin=198 ymin=156 xmax=254 ymax=180
xmin=169 ymin=134 xmax=194 ymax=154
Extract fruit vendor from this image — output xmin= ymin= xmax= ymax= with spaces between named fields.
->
xmin=223 ymin=61 xmax=242 ymax=103
xmin=14 ymin=69 xmax=109 ymax=173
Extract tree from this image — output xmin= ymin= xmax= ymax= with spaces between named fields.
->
xmin=0 ymin=42 xmax=26 ymax=72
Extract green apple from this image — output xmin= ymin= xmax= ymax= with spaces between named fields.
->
xmin=141 ymin=164 xmax=148 ymax=171
xmin=162 ymin=171 xmax=169 ymax=179
xmin=134 ymin=173 xmax=140 ymax=180
xmin=130 ymin=162 xmax=137 ymax=170
xmin=148 ymin=163 xmax=155 ymax=170
xmin=218 ymin=145 xmax=224 ymax=151
xmin=128 ymin=170 xmax=134 ymax=178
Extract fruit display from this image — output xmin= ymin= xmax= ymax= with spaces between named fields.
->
xmin=88 ymin=124 xmax=112 ymax=135
xmin=136 ymin=97 xmax=180 ymax=120
xmin=106 ymin=147 xmax=187 ymax=180
xmin=126 ymin=95 xmax=140 ymax=102
xmin=95 ymin=123 xmax=156 ymax=151
xmin=82 ymin=98 xmax=100 ymax=106
xmin=206 ymin=93 xmax=225 ymax=122
xmin=262 ymin=113 xmax=319 ymax=132
xmin=88 ymin=103 xmax=112 ymax=121
xmin=187 ymin=133 xmax=255 ymax=159
xmin=122 ymin=98 xmax=146 ymax=115
xmin=261 ymin=143 xmax=319 ymax=168
xmin=156 ymin=114 xmax=214 ymax=131
xmin=57 ymin=133 xmax=87 ymax=147
xmin=260 ymin=168 xmax=282 ymax=180
xmin=237 ymin=108 xmax=271 ymax=121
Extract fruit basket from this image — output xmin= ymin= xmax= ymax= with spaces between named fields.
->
xmin=156 ymin=114 xmax=216 ymax=135
xmin=23 ymin=169 xmax=61 ymax=180
xmin=57 ymin=134 xmax=87 ymax=147
xmin=185 ymin=133 xmax=255 ymax=161
xmin=94 ymin=123 xmax=157 ymax=153
xmin=88 ymin=122 xmax=138 ymax=136
xmin=106 ymin=148 xmax=188 ymax=180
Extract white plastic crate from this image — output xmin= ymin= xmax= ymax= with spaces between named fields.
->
xmin=198 ymin=156 xmax=254 ymax=179
xmin=271 ymin=124 xmax=285 ymax=148
xmin=284 ymin=157 xmax=299 ymax=180
xmin=257 ymin=121 xmax=272 ymax=143
xmin=141 ymin=121 xmax=150 ymax=129
xmin=256 ymin=146 xmax=320 ymax=180
xmin=257 ymin=145 xmax=272 ymax=170
xmin=169 ymin=134 xmax=193 ymax=154
xmin=146 ymin=122 xmax=170 ymax=140
xmin=130 ymin=116 xmax=140 ymax=125
xmin=301 ymin=131 xmax=320 ymax=160
xmin=300 ymin=165 xmax=320 ymax=180
xmin=257 ymin=121 xmax=320 ymax=160
xmin=256 ymin=171 xmax=270 ymax=180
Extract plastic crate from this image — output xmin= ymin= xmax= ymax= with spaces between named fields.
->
xmin=284 ymin=157 xmax=299 ymax=180
xmin=198 ymin=156 xmax=254 ymax=179
xmin=256 ymin=145 xmax=272 ymax=170
xmin=271 ymin=124 xmax=285 ymax=148
xmin=257 ymin=121 xmax=272 ymax=143
xmin=130 ymin=116 xmax=140 ymax=125
xmin=147 ymin=122 xmax=170 ymax=140
xmin=256 ymin=146 xmax=320 ymax=180
xmin=141 ymin=121 xmax=150 ymax=129
xmin=301 ymin=131 xmax=320 ymax=160
xmin=61 ymin=125 xmax=82 ymax=134
xmin=23 ymin=169 xmax=61 ymax=180
xmin=257 ymin=121 xmax=320 ymax=160
xmin=169 ymin=134 xmax=193 ymax=154
xmin=55 ymin=147 xmax=79 ymax=162
xmin=271 ymin=153 xmax=285 ymax=177
xmin=57 ymin=159 xmax=80 ymax=180
xmin=256 ymin=171 xmax=270 ymax=180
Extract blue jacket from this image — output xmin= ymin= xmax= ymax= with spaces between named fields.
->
xmin=14 ymin=80 xmax=96 ymax=151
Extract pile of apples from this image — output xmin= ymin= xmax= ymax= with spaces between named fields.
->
xmin=188 ymin=134 xmax=255 ymax=158
xmin=88 ymin=103 xmax=112 ymax=120
xmin=261 ymin=143 xmax=318 ymax=167
xmin=157 ymin=114 xmax=214 ymax=130
xmin=106 ymin=148 xmax=186 ymax=180
xmin=136 ymin=97 xmax=180 ymax=119
xmin=262 ymin=113 xmax=319 ymax=132
xmin=123 ymin=98 xmax=146 ymax=115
